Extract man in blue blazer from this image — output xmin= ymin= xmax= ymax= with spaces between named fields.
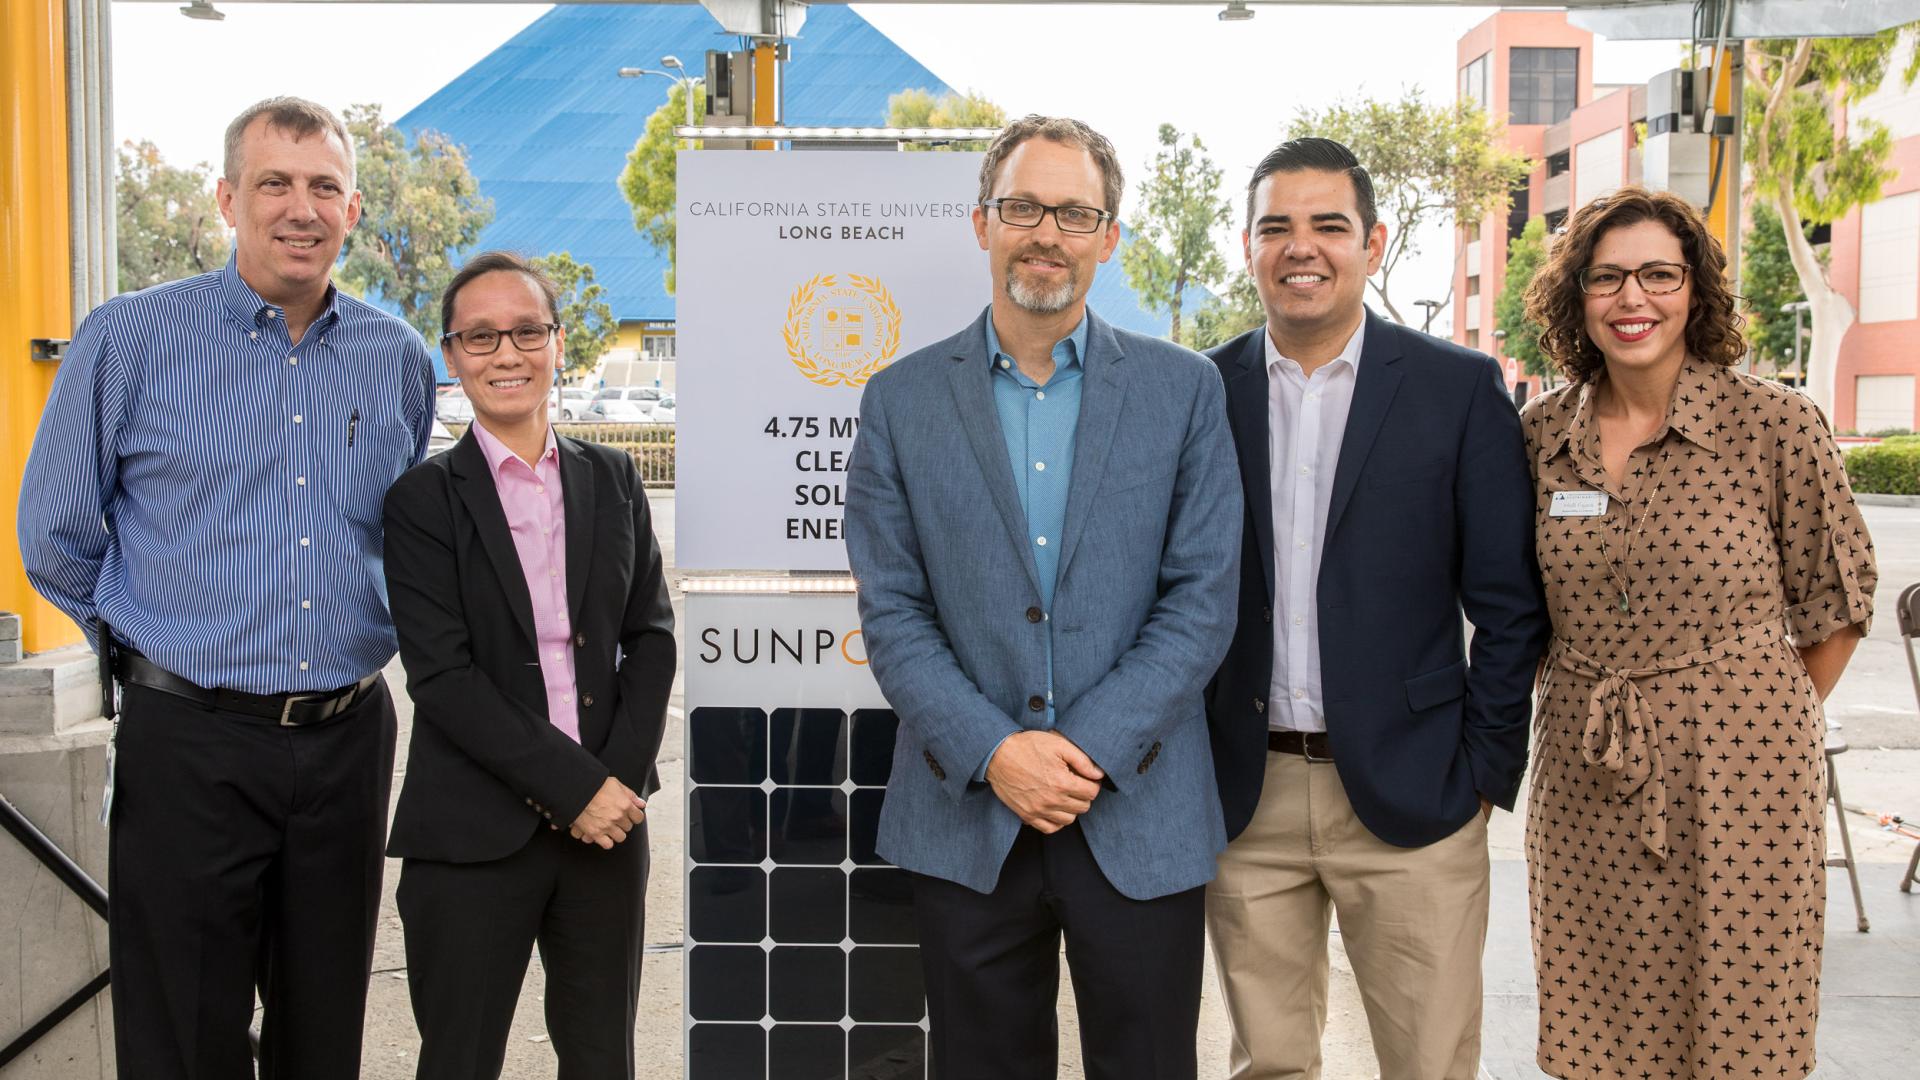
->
xmin=845 ymin=116 xmax=1241 ymax=1080
xmin=1202 ymin=138 xmax=1548 ymax=1080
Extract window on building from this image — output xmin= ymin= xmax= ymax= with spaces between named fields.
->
xmin=1465 ymin=220 xmax=1481 ymax=243
xmin=1546 ymin=150 xmax=1571 ymax=177
xmin=1466 ymin=329 xmax=1480 ymax=349
xmin=1545 ymin=209 xmax=1568 ymax=234
xmin=1467 ymin=275 xmax=1480 ymax=299
xmin=1510 ymin=47 xmax=1578 ymax=125
xmin=1460 ymin=53 xmax=1490 ymax=112
xmin=1508 ymin=177 xmax=1531 ymax=246
xmin=1860 ymin=191 xmax=1920 ymax=324
xmin=1856 ymin=374 xmax=1917 ymax=432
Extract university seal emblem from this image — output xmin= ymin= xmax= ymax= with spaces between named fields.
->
xmin=782 ymin=273 xmax=902 ymax=387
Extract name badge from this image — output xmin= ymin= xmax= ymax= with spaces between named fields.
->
xmin=1549 ymin=490 xmax=1609 ymax=517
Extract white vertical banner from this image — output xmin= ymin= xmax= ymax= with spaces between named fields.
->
xmin=674 ymin=150 xmax=988 ymax=571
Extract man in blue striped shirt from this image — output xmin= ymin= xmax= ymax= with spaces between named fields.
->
xmin=19 ymin=97 xmax=434 ymax=1080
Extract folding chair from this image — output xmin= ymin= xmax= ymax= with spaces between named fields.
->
xmin=1899 ymin=582 xmax=1920 ymax=894
xmin=1826 ymin=729 xmax=1870 ymax=930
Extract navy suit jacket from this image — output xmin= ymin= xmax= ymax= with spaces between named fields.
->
xmin=1204 ymin=312 xmax=1549 ymax=846
xmin=846 ymin=307 xmax=1242 ymax=900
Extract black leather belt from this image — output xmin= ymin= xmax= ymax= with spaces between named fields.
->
xmin=114 ymin=652 xmax=377 ymax=727
xmin=1268 ymin=730 xmax=1334 ymax=761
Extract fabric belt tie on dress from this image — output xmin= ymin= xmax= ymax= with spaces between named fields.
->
xmin=1549 ymin=619 xmax=1792 ymax=862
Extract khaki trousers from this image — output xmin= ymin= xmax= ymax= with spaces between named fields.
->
xmin=1205 ymin=751 xmax=1490 ymax=1080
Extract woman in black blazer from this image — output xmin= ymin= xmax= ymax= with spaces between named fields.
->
xmin=382 ymin=251 xmax=675 ymax=1079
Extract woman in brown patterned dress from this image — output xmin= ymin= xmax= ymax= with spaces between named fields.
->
xmin=1516 ymin=186 xmax=1876 ymax=1080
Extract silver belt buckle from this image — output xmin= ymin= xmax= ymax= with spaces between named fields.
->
xmin=279 ymin=694 xmax=319 ymax=727
xmin=1302 ymin=736 xmax=1333 ymax=763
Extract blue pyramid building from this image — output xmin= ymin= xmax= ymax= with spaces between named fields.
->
xmin=395 ymin=4 xmax=1210 ymax=368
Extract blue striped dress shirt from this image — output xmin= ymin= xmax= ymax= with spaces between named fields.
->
xmin=976 ymin=312 xmax=1085 ymax=775
xmin=19 ymin=258 xmax=436 ymax=694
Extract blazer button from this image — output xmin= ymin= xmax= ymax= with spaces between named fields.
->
xmin=1026 ymin=606 xmax=1043 ymax=623
xmin=1254 ymin=697 xmax=1266 ymax=714
xmin=1263 ymin=607 xmax=1272 ymax=623
xmin=1027 ymin=695 xmax=1045 ymax=712
xmin=575 ymin=633 xmax=586 ymax=647
xmin=525 ymin=797 xmax=534 ymax=806
xmin=582 ymin=694 xmax=594 ymax=707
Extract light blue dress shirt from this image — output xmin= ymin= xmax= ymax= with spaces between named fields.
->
xmin=976 ymin=311 xmax=1087 ymax=776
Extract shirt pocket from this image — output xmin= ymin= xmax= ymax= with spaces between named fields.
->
xmin=332 ymin=416 xmax=414 ymax=531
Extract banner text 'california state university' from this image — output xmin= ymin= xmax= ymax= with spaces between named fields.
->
xmin=675 ymin=150 xmax=988 ymax=570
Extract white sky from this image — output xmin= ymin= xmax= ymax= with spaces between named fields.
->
xmin=109 ymin=2 xmax=1686 ymax=334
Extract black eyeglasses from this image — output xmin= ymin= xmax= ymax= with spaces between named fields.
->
xmin=982 ymin=198 xmax=1113 ymax=234
xmin=440 ymin=322 xmax=560 ymax=355
xmin=1578 ymin=262 xmax=1691 ymax=297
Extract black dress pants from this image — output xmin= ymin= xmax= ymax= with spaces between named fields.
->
xmin=909 ymin=822 xmax=1205 ymax=1080
xmin=107 ymin=678 xmax=397 ymax=1080
xmin=397 ymin=822 xmax=648 ymax=1080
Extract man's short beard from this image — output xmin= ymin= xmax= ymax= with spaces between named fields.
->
xmin=1004 ymin=251 xmax=1078 ymax=314
xmin=1006 ymin=245 xmax=1082 ymax=311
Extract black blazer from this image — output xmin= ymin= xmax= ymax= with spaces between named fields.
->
xmin=383 ymin=431 xmax=675 ymax=864
xmin=1205 ymin=312 xmax=1549 ymax=846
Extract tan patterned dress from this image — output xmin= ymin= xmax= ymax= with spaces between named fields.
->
xmin=1519 ymin=359 xmax=1876 ymax=1080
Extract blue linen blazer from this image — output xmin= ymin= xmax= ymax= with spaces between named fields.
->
xmin=844 ymin=307 xmax=1242 ymax=900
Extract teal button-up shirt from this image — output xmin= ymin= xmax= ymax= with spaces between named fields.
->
xmin=977 ymin=311 xmax=1087 ymax=776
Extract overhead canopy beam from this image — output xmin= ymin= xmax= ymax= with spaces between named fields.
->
xmin=108 ymin=0 xmax=1920 ymax=40
xmin=1568 ymin=0 xmax=1920 ymax=39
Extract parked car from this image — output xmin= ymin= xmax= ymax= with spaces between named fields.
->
xmin=585 ymin=386 xmax=662 ymax=422
xmin=436 ymin=388 xmax=474 ymax=422
xmin=553 ymin=387 xmax=595 ymax=421
xmin=427 ymin=419 xmax=458 ymax=456
xmin=648 ymin=394 xmax=676 ymax=424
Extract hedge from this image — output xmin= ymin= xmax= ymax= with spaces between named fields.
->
xmin=1845 ymin=439 xmax=1920 ymax=495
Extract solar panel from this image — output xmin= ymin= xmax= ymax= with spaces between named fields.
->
xmin=684 ymin=594 xmax=927 ymax=1079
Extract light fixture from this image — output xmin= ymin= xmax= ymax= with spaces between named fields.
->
xmin=1219 ymin=1 xmax=1254 ymax=22
xmin=674 ymin=125 xmax=1003 ymax=142
xmin=179 ymin=0 xmax=224 ymax=20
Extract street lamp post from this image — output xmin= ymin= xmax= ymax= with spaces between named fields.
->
xmin=618 ymin=57 xmax=700 ymax=129
xmin=1413 ymin=298 xmax=1443 ymax=335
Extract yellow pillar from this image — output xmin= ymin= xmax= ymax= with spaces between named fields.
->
xmin=2 ymin=0 xmax=82 ymax=652
xmin=1702 ymin=44 xmax=1739 ymax=249
xmin=751 ymin=42 xmax=778 ymax=151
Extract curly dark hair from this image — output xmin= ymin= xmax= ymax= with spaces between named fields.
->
xmin=1522 ymin=185 xmax=1746 ymax=384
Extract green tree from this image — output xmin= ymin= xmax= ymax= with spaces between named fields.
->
xmin=1739 ymin=201 xmax=1809 ymax=373
xmin=618 ymin=82 xmax=706 ymax=296
xmin=116 ymin=140 xmax=229 ymax=291
xmin=1492 ymin=217 xmax=1551 ymax=381
xmin=1120 ymin=124 xmax=1229 ymax=342
xmin=1746 ymin=26 xmax=1918 ymax=411
xmin=1287 ymin=91 xmax=1532 ymax=325
xmin=1181 ymin=271 xmax=1264 ymax=351
xmin=531 ymin=251 xmax=618 ymax=376
xmin=336 ymin=104 xmax=494 ymax=340
xmin=885 ymin=89 xmax=1006 ymax=151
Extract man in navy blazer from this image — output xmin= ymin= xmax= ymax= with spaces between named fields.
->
xmin=1202 ymin=138 xmax=1548 ymax=1079
xmin=845 ymin=116 xmax=1241 ymax=1080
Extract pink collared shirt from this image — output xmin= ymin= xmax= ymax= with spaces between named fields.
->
xmin=469 ymin=420 xmax=580 ymax=743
